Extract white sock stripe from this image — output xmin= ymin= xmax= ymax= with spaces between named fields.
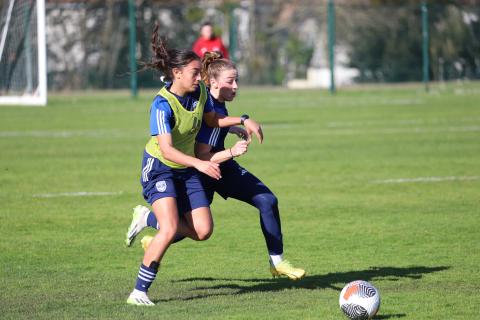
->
xmin=139 ymin=269 xmax=155 ymax=276
xmin=139 ymin=269 xmax=156 ymax=278
xmin=140 ymin=266 xmax=156 ymax=276
xmin=139 ymin=272 xmax=156 ymax=279
xmin=139 ymin=271 xmax=156 ymax=280
xmin=137 ymin=274 xmax=154 ymax=282
xmin=138 ymin=272 xmax=154 ymax=280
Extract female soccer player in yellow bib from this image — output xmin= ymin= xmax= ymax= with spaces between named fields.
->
xmin=127 ymin=52 xmax=304 ymax=291
xmin=126 ymin=26 xmax=263 ymax=306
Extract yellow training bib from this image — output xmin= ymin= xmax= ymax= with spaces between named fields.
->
xmin=145 ymin=82 xmax=207 ymax=169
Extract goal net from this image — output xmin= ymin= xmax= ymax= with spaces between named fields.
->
xmin=0 ymin=0 xmax=46 ymax=106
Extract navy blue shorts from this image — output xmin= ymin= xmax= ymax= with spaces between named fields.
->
xmin=200 ymin=160 xmax=273 ymax=204
xmin=140 ymin=151 xmax=210 ymax=214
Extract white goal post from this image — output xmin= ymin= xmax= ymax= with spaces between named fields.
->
xmin=0 ymin=0 xmax=47 ymax=106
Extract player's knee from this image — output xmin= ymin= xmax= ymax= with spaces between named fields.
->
xmin=253 ymin=193 xmax=278 ymax=212
xmin=196 ymin=224 xmax=214 ymax=241
xmin=197 ymin=231 xmax=212 ymax=241
xmin=160 ymin=221 xmax=178 ymax=241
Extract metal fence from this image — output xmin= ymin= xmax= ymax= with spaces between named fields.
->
xmin=12 ymin=0 xmax=479 ymax=91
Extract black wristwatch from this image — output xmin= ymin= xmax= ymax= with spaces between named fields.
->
xmin=240 ymin=114 xmax=250 ymax=125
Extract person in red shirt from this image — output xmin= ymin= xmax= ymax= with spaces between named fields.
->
xmin=192 ymin=22 xmax=229 ymax=59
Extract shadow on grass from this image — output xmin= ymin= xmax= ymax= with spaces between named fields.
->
xmin=373 ymin=314 xmax=407 ymax=319
xmin=154 ymin=265 xmax=448 ymax=304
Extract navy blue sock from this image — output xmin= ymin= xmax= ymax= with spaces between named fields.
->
xmin=134 ymin=263 xmax=158 ymax=292
xmin=146 ymin=211 xmax=159 ymax=229
xmin=146 ymin=211 xmax=186 ymax=243
xmin=251 ymin=193 xmax=284 ymax=255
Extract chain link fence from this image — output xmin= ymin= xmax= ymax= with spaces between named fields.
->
xmin=7 ymin=0 xmax=477 ymax=90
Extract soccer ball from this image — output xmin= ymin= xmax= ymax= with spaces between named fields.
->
xmin=339 ymin=280 xmax=380 ymax=320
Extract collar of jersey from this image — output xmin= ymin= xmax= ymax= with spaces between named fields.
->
xmin=161 ymin=83 xmax=199 ymax=114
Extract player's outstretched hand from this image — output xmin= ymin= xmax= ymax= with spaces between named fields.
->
xmin=229 ymin=126 xmax=248 ymax=140
xmin=195 ymin=160 xmax=221 ymax=180
xmin=231 ymin=140 xmax=249 ymax=157
xmin=243 ymin=119 xmax=263 ymax=144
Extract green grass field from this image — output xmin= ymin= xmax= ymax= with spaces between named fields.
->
xmin=1 ymin=83 xmax=479 ymax=319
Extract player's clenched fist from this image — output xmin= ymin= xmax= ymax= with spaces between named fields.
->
xmin=230 ymin=140 xmax=249 ymax=157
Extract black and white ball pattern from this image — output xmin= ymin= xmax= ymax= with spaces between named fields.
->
xmin=339 ymin=280 xmax=380 ymax=320
xmin=341 ymin=304 xmax=369 ymax=320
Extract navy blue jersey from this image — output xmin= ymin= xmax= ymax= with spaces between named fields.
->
xmin=196 ymin=93 xmax=230 ymax=152
xmin=149 ymin=83 xmax=214 ymax=136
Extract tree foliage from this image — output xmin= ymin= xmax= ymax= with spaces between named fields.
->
xmin=338 ymin=3 xmax=480 ymax=82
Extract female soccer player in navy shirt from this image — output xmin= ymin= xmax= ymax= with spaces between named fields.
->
xmin=127 ymin=26 xmax=263 ymax=306
xmin=126 ymin=52 xmax=304 ymax=282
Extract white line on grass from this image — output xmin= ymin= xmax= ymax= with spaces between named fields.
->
xmin=371 ymin=176 xmax=480 ymax=184
xmin=0 ymin=130 xmax=101 ymax=138
xmin=0 ymin=130 xmax=142 ymax=138
xmin=271 ymin=125 xmax=480 ymax=135
xmin=373 ymin=126 xmax=480 ymax=134
xmin=33 ymin=191 xmax=123 ymax=198
xmin=309 ymin=125 xmax=480 ymax=136
xmin=2 ymin=124 xmax=479 ymax=139
xmin=327 ymin=117 xmax=480 ymax=128
xmin=265 ymin=97 xmax=424 ymax=108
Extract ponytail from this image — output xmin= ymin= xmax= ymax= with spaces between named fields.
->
xmin=201 ymin=51 xmax=223 ymax=83
xmin=201 ymin=51 xmax=236 ymax=85
xmin=140 ymin=23 xmax=200 ymax=82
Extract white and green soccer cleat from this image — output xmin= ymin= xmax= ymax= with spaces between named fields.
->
xmin=127 ymin=289 xmax=155 ymax=306
xmin=125 ymin=205 xmax=150 ymax=247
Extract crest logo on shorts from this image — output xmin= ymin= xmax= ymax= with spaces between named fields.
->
xmin=156 ymin=181 xmax=167 ymax=192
